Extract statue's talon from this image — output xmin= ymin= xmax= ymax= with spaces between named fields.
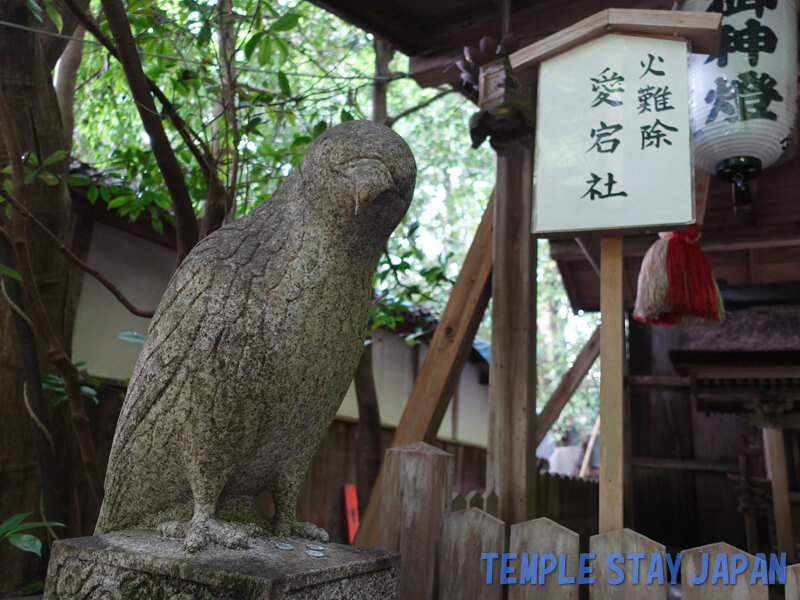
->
xmin=157 ymin=520 xmax=188 ymax=539
xmin=158 ymin=518 xmax=257 ymax=552
xmin=291 ymin=521 xmax=329 ymax=543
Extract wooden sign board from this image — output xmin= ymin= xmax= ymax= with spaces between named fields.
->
xmin=533 ymin=34 xmax=695 ymax=236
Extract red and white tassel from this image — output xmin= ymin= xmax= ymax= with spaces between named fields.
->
xmin=633 ymin=224 xmax=725 ymax=327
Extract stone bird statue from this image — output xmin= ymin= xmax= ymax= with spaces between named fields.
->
xmin=94 ymin=120 xmax=415 ymax=551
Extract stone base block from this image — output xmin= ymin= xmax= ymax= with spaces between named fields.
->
xmin=43 ymin=529 xmax=397 ymax=599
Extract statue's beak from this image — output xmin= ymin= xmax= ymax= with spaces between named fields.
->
xmin=341 ymin=158 xmax=397 ymax=213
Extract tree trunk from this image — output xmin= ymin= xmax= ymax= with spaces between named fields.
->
xmin=353 ymin=344 xmax=382 ymax=514
xmin=201 ymin=0 xmax=238 ymax=238
xmin=371 ymin=38 xmax=394 ymax=124
xmin=54 ymin=27 xmax=86 ymax=151
xmin=0 ymin=1 xmax=80 ymax=593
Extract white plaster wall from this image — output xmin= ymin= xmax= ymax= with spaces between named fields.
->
xmin=372 ymin=328 xmax=416 ymax=426
xmin=71 ymin=223 xmax=174 ymax=381
xmin=337 ymin=329 xmax=489 ymax=448
xmin=450 ymin=362 xmax=489 ymax=448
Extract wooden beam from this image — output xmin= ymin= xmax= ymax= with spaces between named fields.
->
xmin=631 ymin=456 xmax=737 ymax=473
xmin=626 ymin=375 xmax=690 ymax=389
xmin=579 ymin=416 xmax=601 ymax=478
xmin=408 ymin=3 xmax=676 ymax=89
xmin=510 ymin=9 xmax=722 ymax=84
xmin=599 ymin=236 xmax=624 ymax=533
xmin=536 ymin=325 xmax=601 ymax=444
xmin=575 ymin=238 xmax=601 ymax=276
xmin=552 ymin=226 xmax=800 ymax=264
xmin=353 ymin=191 xmax=494 ymax=548
xmin=306 ymin=0 xmax=420 ymax=54
xmin=487 ymin=141 xmax=537 ymax=525
xmin=415 ymin=0 xmax=672 ymax=58
xmin=765 ymin=428 xmax=795 ymax=560
xmin=408 ymin=53 xmax=463 ymax=88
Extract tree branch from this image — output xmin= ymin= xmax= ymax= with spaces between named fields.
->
xmin=0 ymin=188 xmax=155 ymax=318
xmin=60 ymin=0 xmax=219 ymax=203
xmin=385 ymin=89 xmax=454 ymax=128
xmin=99 ymin=0 xmax=199 ymax=261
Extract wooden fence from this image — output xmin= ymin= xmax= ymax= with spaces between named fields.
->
xmin=379 ymin=442 xmax=799 ymax=599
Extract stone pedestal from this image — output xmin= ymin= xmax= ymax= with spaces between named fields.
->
xmin=43 ymin=530 xmax=397 ymax=599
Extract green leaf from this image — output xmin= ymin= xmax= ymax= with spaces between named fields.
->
xmin=0 ymin=513 xmax=30 ymax=537
xmin=272 ymin=13 xmax=301 ymax=32
xmin=87 ymin=186 xmax=99 ymax=203
xmin=38 ymin=172 xmax=58 ymax=186
xmin=116 ymin=331 xmax=146 ymax=344
xmin=151 ymin=215 xmax=163 ymax=235
xmin=0 ymin=263 xmax=22 ymax=281
xmin=277 ymin=71 xmax=291 ymax=97
xmin=5 ymin=520 xmax=64 ymax=533
xmin=274 ymin=37 xmax=289 ymax=66
xmin=45 ymin=2 xmax=62 ymax=32
xmin=41 ymin=373 xmax=66 ymax=393
xmin=81 ymin=386 xmax=99 ymax=404
xmin=2 ymin=180 xmax=13 ymax=195
xmin=312 ymin=121 xmax=327 ymax=137
xmin=244 ymin=32 xmax=264 ymax=60
xmin=18 ymin=581 xmax=44 ymax=595
xmin=197 ymin=21 xmax=212 ymax=46
xmin=26 ymin=0 xmax=43 ymax=22
xmin=66 ymin=174 xmax=93 ymax=186
xmin=107 ymin=194 xmax=136 ymax=209
xmin=257 ymin=36 xmax=272 ymax=67
xmin=8 ymin=533 xmax=42 ymax=556
xmin=42 ymin=150 xmax=68 ymax=166
xmin=340 ymin=109 xmax=354 ymax=122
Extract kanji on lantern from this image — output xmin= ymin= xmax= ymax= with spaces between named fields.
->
xmin=703 ymin=70 xmax=783 ymax=123
xmin=710 ymin=19 xmax=777 ymax=67
xmin=706 ymin=0 xmax=777 ymax=18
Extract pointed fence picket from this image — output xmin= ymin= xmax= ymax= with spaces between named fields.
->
xmin=377 ymin=442 xmax=795 ymax=600
xmin=681 ymin=542 xmax=768 ymax=600
xmin=450 ymin=488 xmax=499 ymax=516
xmin=590 ymin=528 xmax=667 ymax=600
xmin=439 ymin=507 xmax=505 ymax=600
xmin=509 ymin=517 xmax=579 ymax=600
xmin=379 ymin=442 xmax=452 ymax=600
xmin=787 ymin=564 xmax=800 ymax=598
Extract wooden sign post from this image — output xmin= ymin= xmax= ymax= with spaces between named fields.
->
xmin=473 ymin=55 xmax=538 ymax=525
xmin=599 ymin=236 xmax=624 ymax=532
xmin=511 ymin=9 xmax=721 ymax=534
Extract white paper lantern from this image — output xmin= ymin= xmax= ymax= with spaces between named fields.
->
xmin=682 ymin=0 xmax=798 ymax=196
